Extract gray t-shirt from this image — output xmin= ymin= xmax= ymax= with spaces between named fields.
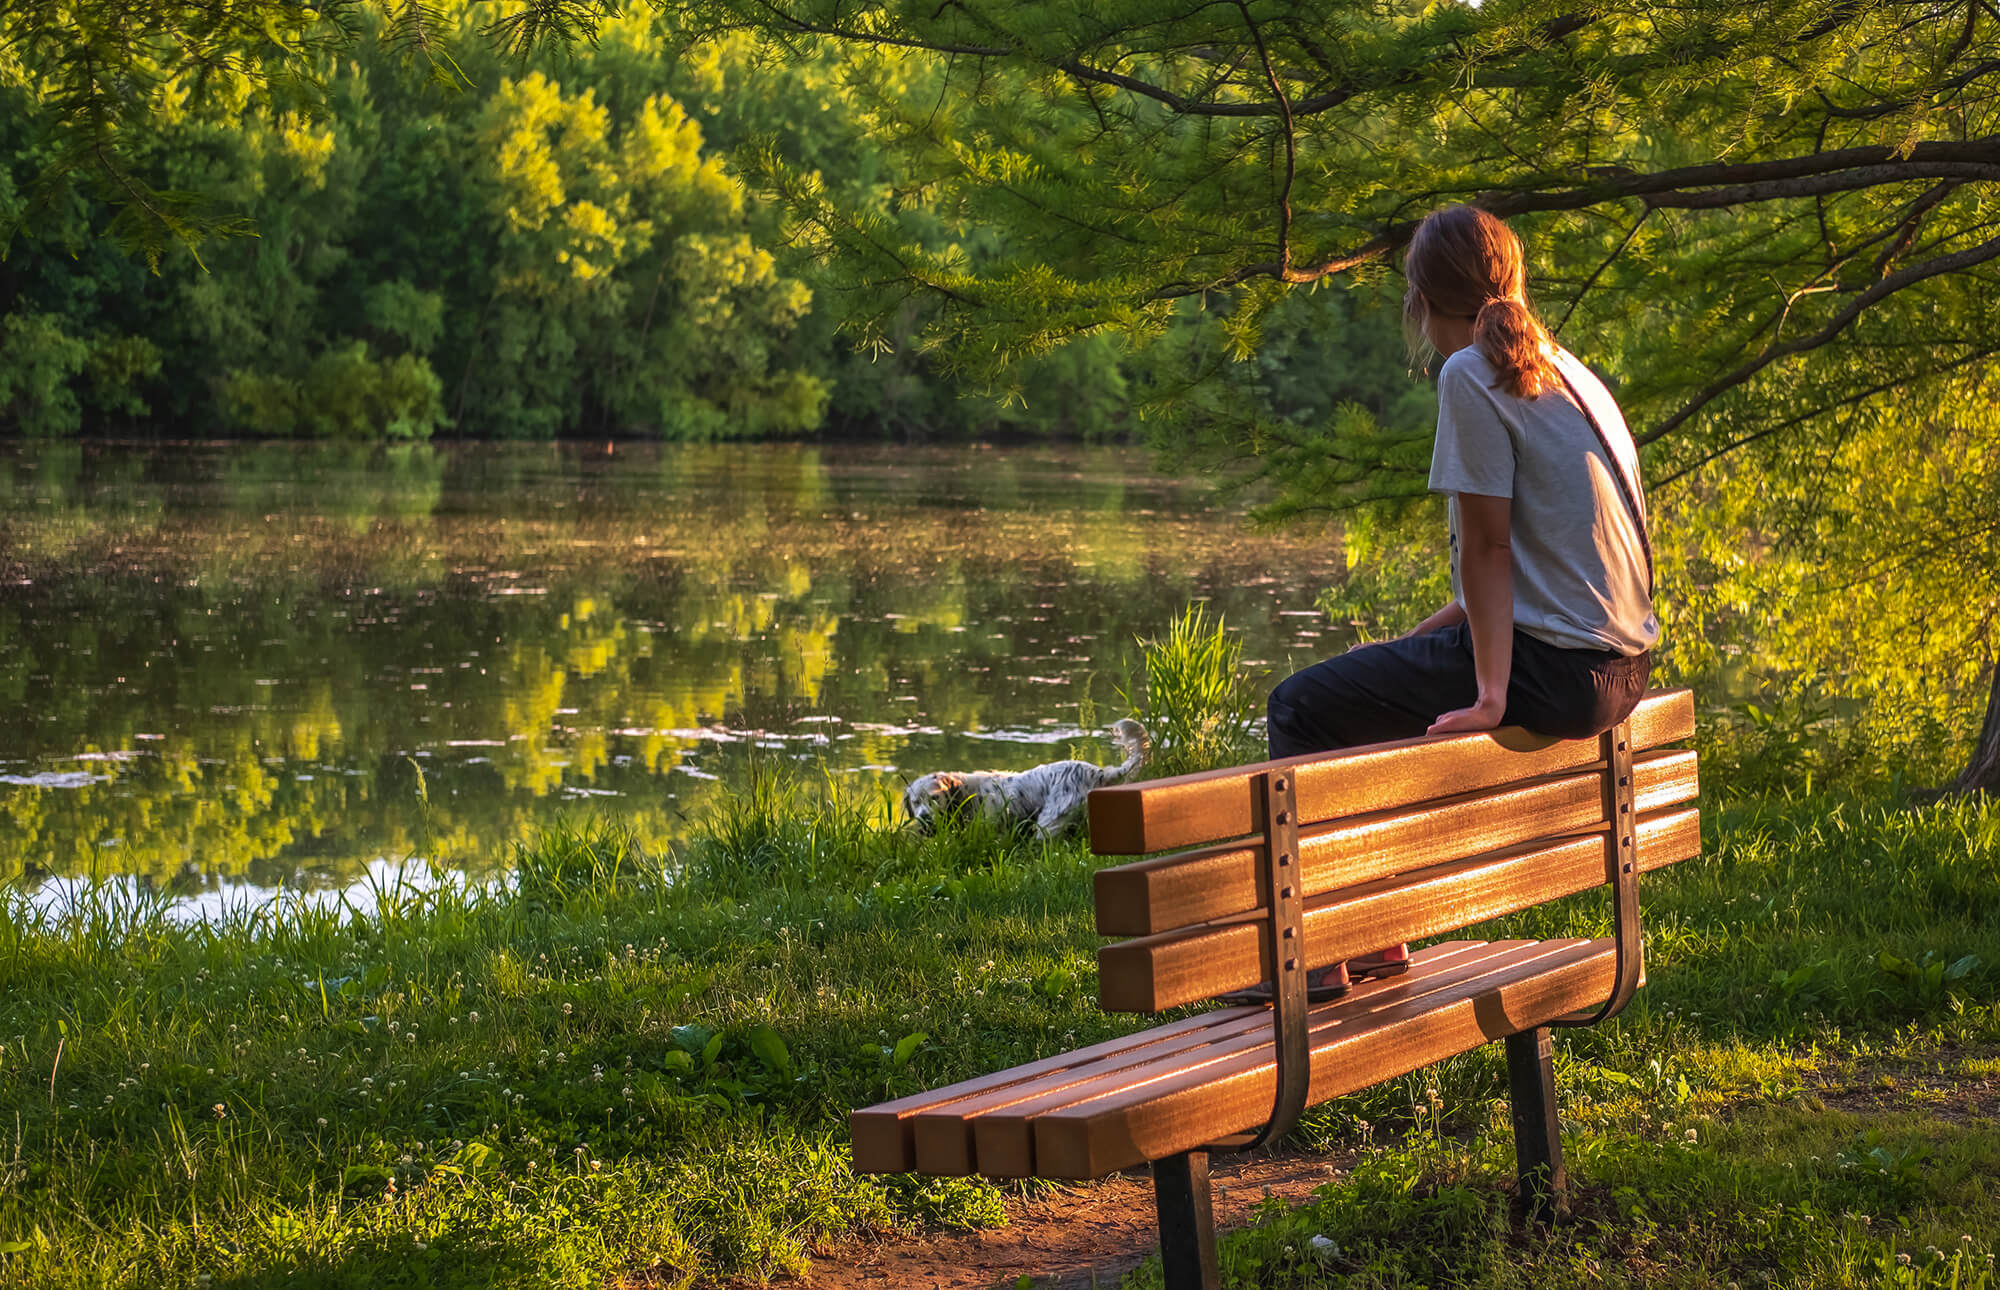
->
xmin=1427 ymin=344 xmax=1659 ymax=656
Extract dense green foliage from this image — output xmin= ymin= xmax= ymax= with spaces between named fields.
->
xmin=663 ymin=0 xmax=2000 ymax=483
xmin=0 ymin=8 xmax=1178 ymax=440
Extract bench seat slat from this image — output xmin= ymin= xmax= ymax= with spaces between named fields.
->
xmin=1095 ymin=748 xmax=1697 ymax=936
xmin=970 ymin=940 xmax=1547 ymax=1177
xmin=1087 ymin=689 xmax=1693 ymax=856
xmin=849 ymin=1008 xmax=1247 ymax=1173
xmin=852 ymin=940 xmax=1611 ymax=1179
xmin=852 ymin=942 xmax=1519 ymax=1177
xmin=1030 ymin=937 xmax=1616 ymax=1179
xmin=909 ymin=1008 xmax=1279 ymax=1174
xmin=1098 ymin=805 xmax=1697 ymax=1012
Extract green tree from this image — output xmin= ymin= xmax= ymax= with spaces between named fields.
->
xmin=460 ymin=67 xmax=825 ymax=436
xmin=1 ymin=8 xmax=843 ymax=440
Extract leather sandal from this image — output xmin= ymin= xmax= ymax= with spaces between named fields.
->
xmin=1218 ymin=961 xmax=1350 ymax=1006
xmin=1348 ymin=944 xmax=1412 ymax=980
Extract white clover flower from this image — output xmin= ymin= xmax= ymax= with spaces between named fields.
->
xmin=468 ymin=1011 xmax=480 ymax=1024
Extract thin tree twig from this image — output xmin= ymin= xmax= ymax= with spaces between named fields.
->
xmin=1642 ymin=230 xmax=2000 ymax=445
xmin=1553 ymin=207 xmax=1649 ymax=335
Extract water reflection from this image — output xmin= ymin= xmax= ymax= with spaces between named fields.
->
xmin=0 ymin=441 xmax=1347 ymax=911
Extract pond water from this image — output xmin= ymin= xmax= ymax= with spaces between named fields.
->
xmin=0 ymin=440 xmax=1355 ymax=916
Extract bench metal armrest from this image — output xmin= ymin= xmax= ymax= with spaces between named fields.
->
xmin=1553 ymin=721 xmax=1643 ymax=1028
xmin=1209 ymin=767 xmax=1309 ymax=1153
xmin=1213 ymin=719 xmax=1643 ymax=1152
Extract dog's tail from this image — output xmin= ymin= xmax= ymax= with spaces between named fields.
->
xmin=1106 ymin=718 xmax=1149 ymax=780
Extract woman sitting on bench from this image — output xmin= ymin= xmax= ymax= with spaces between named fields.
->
xmin=1265 ymin=204 xmax=1658 ymax=1002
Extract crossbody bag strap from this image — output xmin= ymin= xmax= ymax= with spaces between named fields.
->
xmin=1552 ymin=359 xmax=1655 ymax=598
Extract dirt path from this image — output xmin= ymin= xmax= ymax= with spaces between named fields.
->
xmin=802 ymin=1151 xmax=1348 ymax=1290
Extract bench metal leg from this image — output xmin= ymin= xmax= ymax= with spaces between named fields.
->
xmin=1505 ymin=1027 xmax=1566 ymax=1224
xmin=1152 ymin=1149 xmax=1220 ymax=1290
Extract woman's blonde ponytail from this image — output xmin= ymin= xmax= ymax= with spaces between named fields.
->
xmin=1473 ymin=296 xmax=1557 ymax=399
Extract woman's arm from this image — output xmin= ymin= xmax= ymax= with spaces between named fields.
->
xmin=1403 ymin=601 xmax=1467 ymax=638
xmin=1427 ymin=492 xmax=1513 ymax=734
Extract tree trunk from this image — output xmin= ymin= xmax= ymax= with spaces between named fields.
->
xmin=1947 ymin=664 xmax=2000 ymax=796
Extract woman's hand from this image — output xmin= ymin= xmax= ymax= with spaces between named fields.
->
xmin=1427 ymin=694 xmax=1506 ymax=735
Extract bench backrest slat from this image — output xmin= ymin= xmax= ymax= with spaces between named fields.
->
xmin=1094 ymin=748 xmax=1697 ymax=936
xmin=1087 ymin=689 xmax=1693 ymax=857
xmin=1085 ymin=688 xmax=1701 ymax=1016
xmin=1097 ymin=805 xmax=1697 ymax=1012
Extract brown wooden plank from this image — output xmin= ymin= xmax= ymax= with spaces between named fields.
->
xmin=1087 ymin=688 xmax=1694 ymax=856
xmin=849 ymin=1008 xmax=1245 ymax=1173
xmin=1095 ymin=748 xmax=1698 ymax=936
xmin=910 ymin=1007 xmax=1276 ymax=1174
xmin=969 ymin=941 xmax=1541 ymax=1177
xmin=1097 ymin=806 xmax=1697 ymax=1013
xmin=1033 ymin=938 xmax=1617 ymax=1178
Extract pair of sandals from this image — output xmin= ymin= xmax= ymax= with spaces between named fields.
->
xmin=1218 ymin=944 xmax=1411 ymax=1006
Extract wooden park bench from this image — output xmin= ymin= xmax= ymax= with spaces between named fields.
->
xmin=852 ymin=689 xmax=1700 ymax=1290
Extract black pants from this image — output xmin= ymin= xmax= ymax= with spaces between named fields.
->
xmin=1267 ymin=623 xmax=1650 ymax=758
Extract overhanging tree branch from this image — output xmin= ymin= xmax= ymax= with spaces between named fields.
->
xmin=1153 ymin=137 xmax=2000 ymax=295
xmin=1642 ymin=230 xmax=2000 ymax=445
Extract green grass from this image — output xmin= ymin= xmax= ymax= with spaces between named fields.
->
xmin=1 ymin=771 xmax=1999 ymax=1288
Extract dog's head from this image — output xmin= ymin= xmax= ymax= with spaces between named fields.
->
xmin=901 ymin=772 xmax=971 ymax=834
